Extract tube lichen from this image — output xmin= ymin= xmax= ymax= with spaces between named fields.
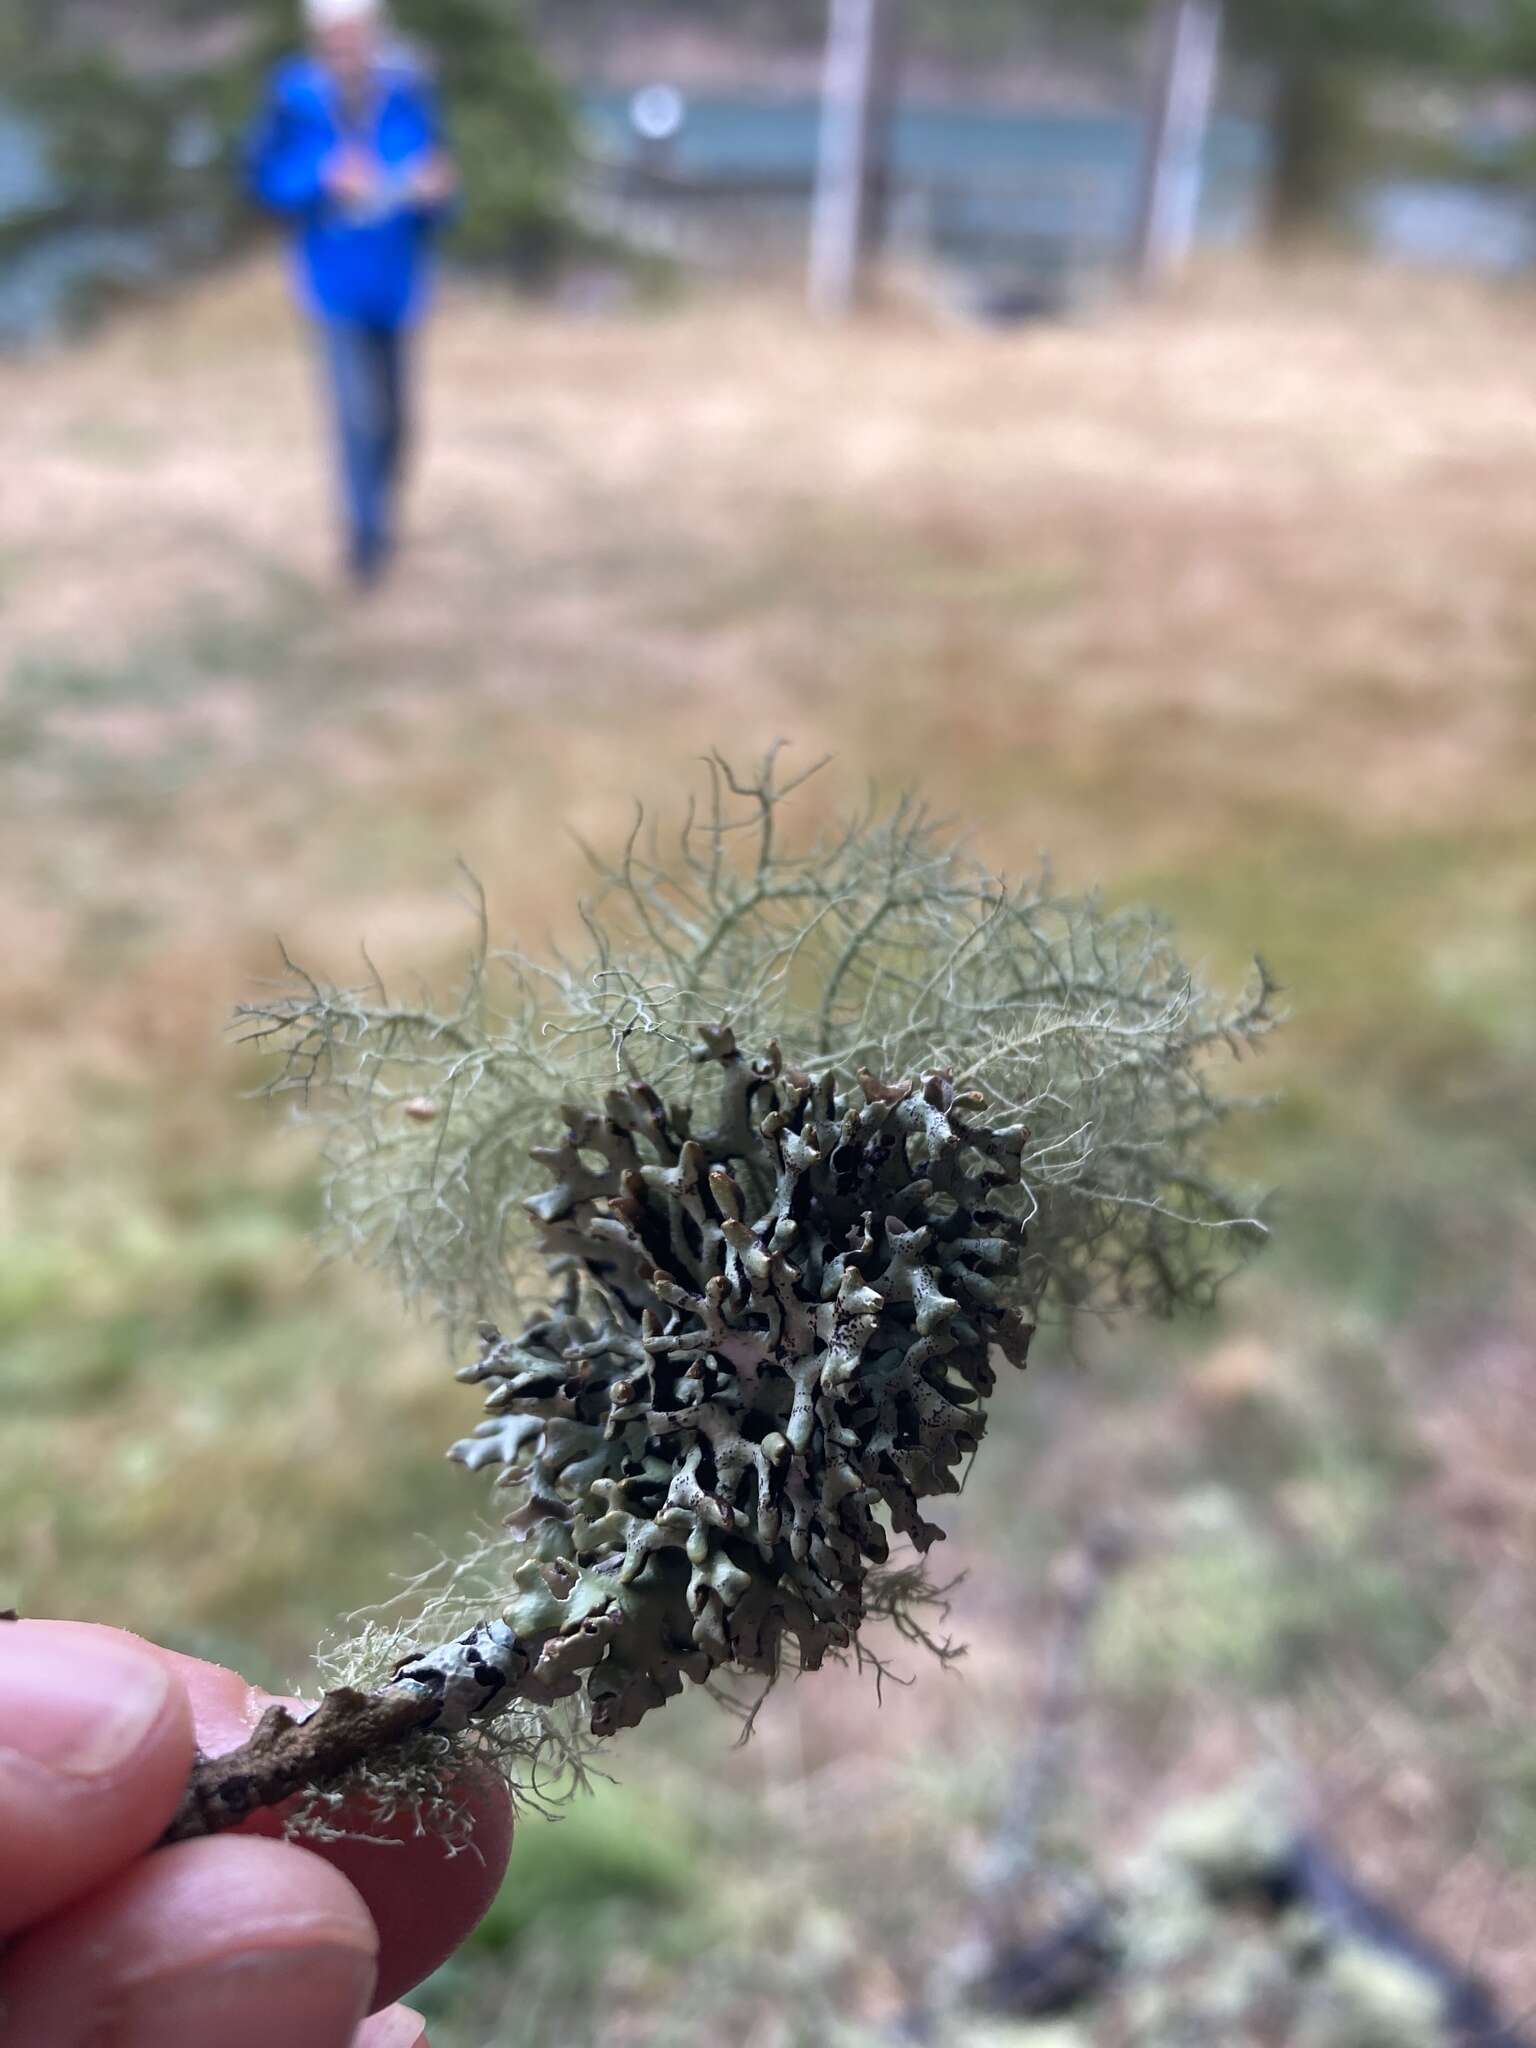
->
xmin=443 ymin=1037 xmax=1038 ymax=1737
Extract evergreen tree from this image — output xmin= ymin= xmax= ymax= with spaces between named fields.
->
xmin=1067 ymin=0 xmax=1472 ymax=237
xmin=391 ymin=0 xmax=575 ymax=273
xmin=1224 ymin=0 xmax=1467 ymax=238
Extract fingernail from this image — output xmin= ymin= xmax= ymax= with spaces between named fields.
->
xmin=0 ymin=1634 xmax=172 ymax=1779
xmin=111 ymin=1946 xmax=376 ymax=2048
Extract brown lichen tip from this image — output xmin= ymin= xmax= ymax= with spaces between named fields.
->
xmin=447 ymin=1029 xmax=1038 ymax=1741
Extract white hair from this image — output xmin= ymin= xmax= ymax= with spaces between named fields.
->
xmin=305 ymin=0 xmax=382 ymax=29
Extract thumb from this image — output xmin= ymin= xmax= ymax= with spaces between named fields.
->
xmin=0 ymin=1621 xmax=194 ymax=1935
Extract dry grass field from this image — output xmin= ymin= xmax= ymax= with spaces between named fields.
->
xmin=3 ymin=255 xmax=1536 ymax=2041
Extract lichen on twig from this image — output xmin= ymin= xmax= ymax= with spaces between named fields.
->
xmin=181 ymin=752 xmax=1277 ymax=1840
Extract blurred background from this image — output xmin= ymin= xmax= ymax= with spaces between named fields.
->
xmin=4 ymin=0 xmax=1536 ymax=2041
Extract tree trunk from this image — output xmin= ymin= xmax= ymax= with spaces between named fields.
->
xmin=808 ymin=0 xmax=901 ymax=315
xmin=1130 ymin=0 xmax=1225 ymax=289
xmin=1264 ymin=57 xmax=1364 ymax=243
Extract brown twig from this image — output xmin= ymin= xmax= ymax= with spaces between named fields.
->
xmin=160 ymin=1684 xmax=439 ymax=1844
xmin=975 ymin=1514 xmax=1135 ymax=1911
xmin=159 ymin=1619 xmax=538 ymax=1845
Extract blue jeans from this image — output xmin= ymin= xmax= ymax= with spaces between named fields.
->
xmin=319 ymin=320 xmax=410 ymax=581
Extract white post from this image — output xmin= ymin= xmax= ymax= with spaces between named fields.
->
xmin=1132 ymin=0 xmax=1224 ymax=288
xmin=809 ymin=0 xmax=888 ymax=316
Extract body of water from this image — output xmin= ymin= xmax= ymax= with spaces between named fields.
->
xmin=586 ymin=89 xmax=1536 ymax=280
xmin=0 ymin=106 xmax=168 ymax=345
xmin=2 ymin=87 xmax=1533 ymax=343
xmin=0 ymin=106 xmax=53 ymax=214
xmin=582 ymin=89 xmax=1269 ymax=252
xmin=1357 ymin=176 xmax=1536 ymax=274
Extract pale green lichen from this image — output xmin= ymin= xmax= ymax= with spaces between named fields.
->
xmin=1298 ymin=1944 xmax=1449 ymax=2048
xmin=1044 ymin=1776 xmax=1479 ymax=2046
xmin=283 ymin=1531 xmax=602 ymax=1848
xmin=243 ymin=750 xmax=1276 ymax=1339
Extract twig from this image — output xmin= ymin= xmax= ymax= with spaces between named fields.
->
xmin=160 ymin=1621 xmax=538 ymax=1845
xmin=906 ymin=1520 xmax=1132 ymax=2040
xmin=974 ymin=1515 xmax=1134 ymax=1913
xmin=163 ymin=1685 xmax=440 ymax=1843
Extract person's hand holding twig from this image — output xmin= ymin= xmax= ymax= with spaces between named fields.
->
xmin=0 ymin=1620 xmax=512 ymax=2047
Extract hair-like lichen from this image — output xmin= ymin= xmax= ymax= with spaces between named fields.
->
xmin=244 ymin=749 xmax=1275 ymax=1338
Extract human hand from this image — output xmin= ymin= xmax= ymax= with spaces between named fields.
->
xmin=0 ymin=1620 xmax=514 ymax=2047
xmin=324 ymin=145 xmax=383 ymax=210
xmin=405 ymin=152 xmax=458 ymax=209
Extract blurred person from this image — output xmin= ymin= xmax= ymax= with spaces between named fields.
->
xmin=248 ymin=0 xmax=458 ymax=588
xmin=0 ymin=1618 xmax=513 ymax=2046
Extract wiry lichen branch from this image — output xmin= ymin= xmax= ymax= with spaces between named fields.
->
xmin=177 ymin=755 xmax=1277 ymax=1840
xmin=238 ymin=750 xmax=1276 ymax=1336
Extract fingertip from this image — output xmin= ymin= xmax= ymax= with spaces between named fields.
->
xmin=307 ymin=1766 xmax=513 ymax=2009
xmin=0 ymin=1835 xmax=379 ymax=2048
xmin=155 ymin=1642 xmax=307 ymax=1760
xmin=359 ymin=2005 xmax=431 ymax=2048
xmin=0 ymin=1621 xmax=195 ymax=1936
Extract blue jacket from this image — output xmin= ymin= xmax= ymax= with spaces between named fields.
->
xmin=247 ymin=50 xmax=448 ymax=328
